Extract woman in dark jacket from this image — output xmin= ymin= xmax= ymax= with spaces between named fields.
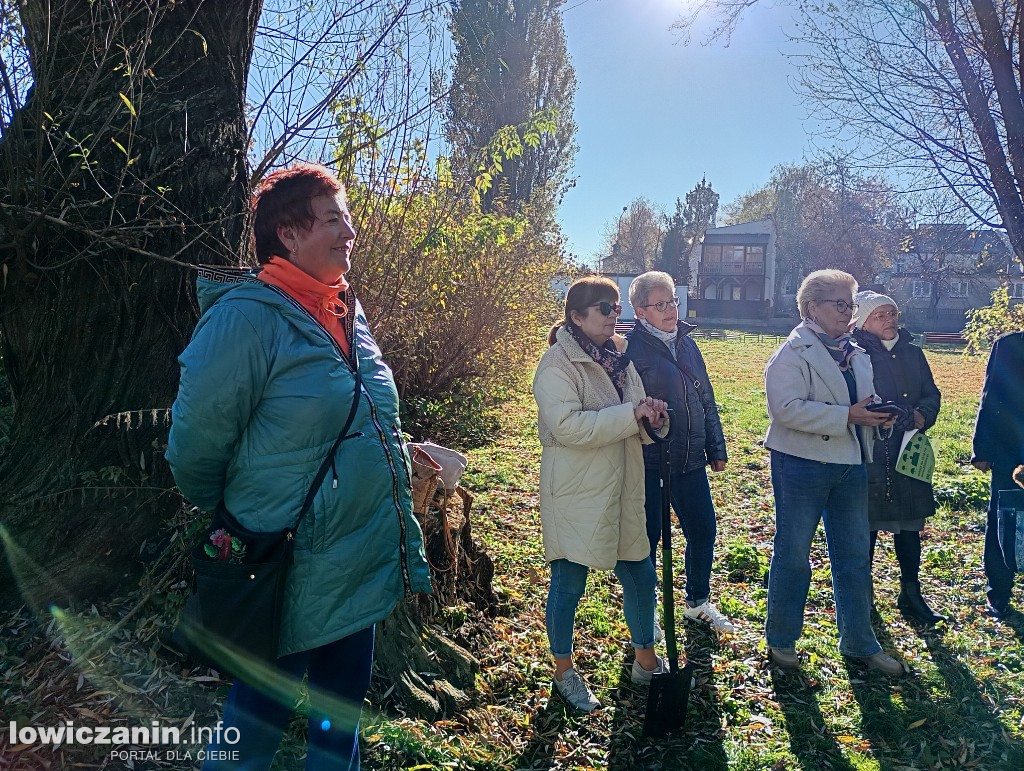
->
xmin=852 ymin=291 xmax=943 ymax=625
xmin=625 ymin=271 xmax=736 ymax=635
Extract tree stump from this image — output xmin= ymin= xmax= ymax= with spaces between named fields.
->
xmin=374 ymin=486 xmax=498 ymax=720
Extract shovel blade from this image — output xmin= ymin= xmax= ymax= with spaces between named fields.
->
xmin=643 ymin=662 xmax=695 ymax=739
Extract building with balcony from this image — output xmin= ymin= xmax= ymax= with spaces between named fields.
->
xmin=687 ymin=219 xmax=777 ymax=322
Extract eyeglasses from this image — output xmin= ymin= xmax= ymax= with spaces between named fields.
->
xmin=821 ymin=299 xmax=859 ymax=314
xmin=868 ymin=309 xmax=900 ymax=321
xmin=641 ymin=296 xmax=680 ymax=312
xmin=587 ymin=301 xmax=622 ymax=317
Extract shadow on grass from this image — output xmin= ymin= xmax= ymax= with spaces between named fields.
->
xmin=771 ymin=665 xmax=859 ymax=771
xmin=842 ymin=655 xmax=906 ymax=771
xmin=505 ymin=693 xmax=567 ymax=771
xmin=994 ymin=607 xmax=1024 ymax=641
xmin=922 ymin=631 xmax=1024 ymax=767
xmin=844 ymin=610 xmax=934 ymax=770
xmin=844 ymin=617 xmax=1024 ymax=769
xmin=604 ymin=627 xmax=728 ymax=770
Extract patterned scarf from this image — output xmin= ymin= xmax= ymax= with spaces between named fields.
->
xmin=638 ymin=318 xmax=678 ymax=360
xmin=803 ymin=318 xmax=860 ymax=372
xmin=565 ymin=321 xmax=630 ymax=399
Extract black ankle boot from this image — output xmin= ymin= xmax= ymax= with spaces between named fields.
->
xmin=897 ymin=579 xmax=946 ymax=625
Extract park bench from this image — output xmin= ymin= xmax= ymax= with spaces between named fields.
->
xmin=922 ymin=331 xmax=966 ymax=345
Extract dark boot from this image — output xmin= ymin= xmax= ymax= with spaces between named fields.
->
xmin=897 ymin=579 xmax=946 ymax=625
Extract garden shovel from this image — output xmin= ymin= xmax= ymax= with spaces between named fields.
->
xmin=642 ymin=413 xmax=695 ymax=739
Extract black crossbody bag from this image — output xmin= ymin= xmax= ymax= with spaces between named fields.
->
xmin=175 ymin=361 xmax=363 ymax=678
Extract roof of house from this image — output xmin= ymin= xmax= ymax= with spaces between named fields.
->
xmin=703 ymin=233 xmax=771 ymax=246
xmin=904 ymin=224 xmax=1010 ymax=259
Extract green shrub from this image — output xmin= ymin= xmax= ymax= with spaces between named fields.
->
xmin=400 ymin=385 xmax=501 ymax=449
xmin=963 ymin=286 xmax=1024 ymax=354
xmin=934 ymin=474 xmax=990 ymax=511
xmin=346 ymin=150 xmax=563 ymax=429
xmin=722 ymin=538 xmax=768 ymax=583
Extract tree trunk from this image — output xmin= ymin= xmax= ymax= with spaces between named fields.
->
xmin=0 ymin=0 xmax=262 ymax=608
xmin=931 ymin=0 xmax=1024 ymax=259
xmin=0 ymin=1 xmax=501 ymax=725
xmin=375 ymin=486 xmax=498 ymax=720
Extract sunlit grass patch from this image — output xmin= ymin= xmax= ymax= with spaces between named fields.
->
xmin=423 ymin=333 xmax=1024 ymax=771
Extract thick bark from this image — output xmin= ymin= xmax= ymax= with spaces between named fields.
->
xmin=0 ymin=3 xmax=501 ymax=726
xmin=375 ymin=486 xmax=498 ymax=720
xmin=0 ymin=1 xmax=262 ymax=608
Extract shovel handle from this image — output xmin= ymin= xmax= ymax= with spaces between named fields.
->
xmin=644 ymin=412 xmax=678 ymax=667
xmin=640 ymin=408 xmax=673 ymax=444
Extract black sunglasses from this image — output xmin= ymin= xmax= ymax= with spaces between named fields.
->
xmin=586 ymin=301 xmax=622 ymax=317
xmin=821 ymin=299 xmax=859 ymax=314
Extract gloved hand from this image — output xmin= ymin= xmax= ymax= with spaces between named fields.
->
xmin=894 ymin=407 xmax=916 ymax=433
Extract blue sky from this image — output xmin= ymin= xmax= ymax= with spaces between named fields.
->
xmin=559 ymin=0 xmax=825 ymax=265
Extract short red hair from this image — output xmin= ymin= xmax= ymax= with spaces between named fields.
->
xmin=252 ymin=163 xmax=344 ymax=264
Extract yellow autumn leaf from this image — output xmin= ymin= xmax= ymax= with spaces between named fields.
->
xmin=908 ymin=719 xmax=927 ymax=729
xmin=118 ymin=92 xmax=137 ymax=118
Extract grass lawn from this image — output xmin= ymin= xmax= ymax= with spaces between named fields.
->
xmin=3 ymin=338 xmax=1023 ymax=770
xmin=363 ymin=337 xmax=1024 ymax=770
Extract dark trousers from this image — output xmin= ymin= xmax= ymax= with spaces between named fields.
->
xmin=869 ymin=530 xmax=921 ymax=582
xmin=986 ymin=465 xmax=1018 ymax=607
xmin=644 ymin=466 xmax=717 ymax=605
xmin=203 ymin=625 xmax=375 ymax=771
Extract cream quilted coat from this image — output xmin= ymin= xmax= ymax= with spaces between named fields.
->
xmin=533 ymin=325 xmax=657 ymax=570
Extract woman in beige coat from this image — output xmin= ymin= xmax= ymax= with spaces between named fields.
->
xmin=533 ymin=275 xmax=669 ymax=713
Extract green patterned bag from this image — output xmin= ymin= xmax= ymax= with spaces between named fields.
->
xmin=895 ymin=431 xmax=936 ymax=484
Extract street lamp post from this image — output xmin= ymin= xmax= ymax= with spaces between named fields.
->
xmin=612 ymin=206 xmax=627 ymax=271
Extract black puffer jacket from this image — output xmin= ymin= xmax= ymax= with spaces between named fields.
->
xmin=626 ymin=321 xmax=728 ymax=473
xmin=853 ymin=327 xmax=941 ymax=523
xmin=973 ymin=331 xmax=1024 ymax=467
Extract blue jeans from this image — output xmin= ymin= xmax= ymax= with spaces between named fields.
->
xmin=203 ymin=626 xmax=375 ymax=771
xmin=766 ymin=451 xmax=881 ymax=657
xmin=644 ymin=467 xmax=717 ymax=605
xmin=546 ymin=558 xmax=657 ymax=658
xmin=986 ymin=464 xmax=1018 ymax=607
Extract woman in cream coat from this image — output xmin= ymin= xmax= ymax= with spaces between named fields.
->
xmin=533 ymin=275 xmax=669 ymax=712
xmin=764 ymin=269 xmax=905 ymax=677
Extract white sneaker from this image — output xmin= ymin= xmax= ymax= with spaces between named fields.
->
xmin=630 ymin=654 xmax=669 ymax=685
xmin=553 ymin=668 xmax=600 ymax=712
xmin=683 ymin=601 xmax=737 ymax=634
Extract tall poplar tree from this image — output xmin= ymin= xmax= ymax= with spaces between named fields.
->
xmin=446 ymin=0 xmax=577 ymax=211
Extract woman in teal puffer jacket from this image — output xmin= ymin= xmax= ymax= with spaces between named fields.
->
xmin=166 ymin=162 xmax=431 ymax=770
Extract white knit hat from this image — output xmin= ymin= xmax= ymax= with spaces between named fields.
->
xmin=852 ymin=290 xmax=898 ymax=329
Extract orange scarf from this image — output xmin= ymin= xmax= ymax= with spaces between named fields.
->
xmin=259 ymin=256 xmax=350 ymax=357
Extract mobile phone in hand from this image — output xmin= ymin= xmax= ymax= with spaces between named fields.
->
xmin=865 ymin=401 xmax=907 ymax=418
